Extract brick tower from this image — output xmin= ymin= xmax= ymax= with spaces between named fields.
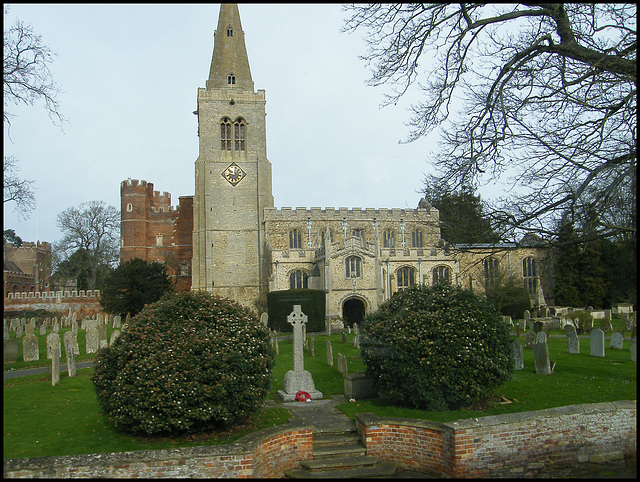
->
xmin=191 ymin=4 xmax=274 ymax=307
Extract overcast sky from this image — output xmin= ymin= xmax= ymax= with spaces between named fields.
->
xmin=4 ymin=3 xmax=443 ymax=245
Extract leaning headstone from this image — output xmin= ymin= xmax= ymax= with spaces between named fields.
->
xmin=109 ymin=329 xmax=121 ymax=346
xmin=525 ymin=331 xmax=536 ymax=349
xmin=590 ymin=328 xmax=605 ymax=357
xmin=4 ymin=338 xmax=19 ymax=363
xmin=64 ymin=338 xmax=77 ymax=377
xmin=85 ymin=320 xmax=99 ymax=354
xmin=278 ymin=305 xmax=323 ymax=401
xmin=46 ymin=332 xmax=61 ymax=360
xmin=326 ymin=341 xmax=333 ymax=367
xmin=512 ymin=340 xmax=524 ymax=370
xmin=22 ymin=334 xmax=39 ymax=362
xmin=630 ymin=338 xmax=636 ymax=362
xmin=63 ymin=330 xmax=80 ymax=356
xmin=51 ymin=344 xmax=60 ymax=386
xmin=533 ymin=321 xmax=544 ymax=334
xmin=533 ymin=340 xmax=552 ymax=374
xmin=565 ymin=324 xmax=580 ymax=354
xmin=609 ymin=331 xmax=624 ymax=350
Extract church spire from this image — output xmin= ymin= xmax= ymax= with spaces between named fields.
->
xmin=207 ymin=4 xmax=254 ymax=91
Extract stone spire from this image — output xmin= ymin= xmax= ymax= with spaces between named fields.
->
xmin=207 ymin=4 xmax=254 ymax=92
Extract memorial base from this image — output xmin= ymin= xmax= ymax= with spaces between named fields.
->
xmin=278 ymin=369 xmax=323 ymax=401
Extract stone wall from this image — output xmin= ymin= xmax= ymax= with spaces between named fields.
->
xmin=4 ymin=291 xmax=103 ymax=319
xmin=355 ymin=400 xmax=636 ymax=478
xmin=3 ymin=424 xmax=313 ymax=478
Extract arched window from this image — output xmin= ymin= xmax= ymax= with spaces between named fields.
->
xmin=234 ymin=118 xmax=245 ymax=151
xmin=289 ymin=229 xmax=302 ymax=249
xmin=353 ymin=229 xmax=364 ymax=240
xmin=226 ymin=27 xmax=233 ymax=37
xmin=221 ymin=118 xmax=232 ymax=150
xmin=397 ymin=266 xmax=416 ymax=290
xmin=433 ymin=266 xmax=450 ymax=284
xmin=383 ymin=229 xmax=395 ymax=248
xmin=484 ymin=257 xmax=500 ymax=288
xmin=412 ymin=230 xmax=423 ymax=248
xmin=227 ymin=73 xmax=236 ymax=85
xmin=289 ymin=270 xmax=308 ymax=289
xmin=345 ymin=256 xmax=362 ymax=278
xmin=523 ymin=257 xmax=537 ymax=295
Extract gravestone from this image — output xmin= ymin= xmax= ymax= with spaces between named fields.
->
xmin=590 ymin=328 xmax=605 ymax=357
xmin=533 ymin=321 xmax=544 ymax=334
xmin=524 ymin=310 xmax=530 ymax=323
xmin=524 ymin=331 xmax=536 ymax=348
xmin=325 ymin=318 xmax=332 ymax=336
xmin=353 ymin=334 xmax=360 ymax=349
xmin=71 ymin=319 xmax=78 ymax=335
xmin=260 ymin=312 xmax=269 ymax=327
xmin=98 ymin=324 xmax=108 ymax=349
xmin=85 ymin=320 xmax=99 ymax=354
xmin=533 ymin=340 xmax=552 ymax=374
xmin=46 ymin=332 xmax=61 ymax=360
xmin=51 ymin=344 xmax=60 ymax=386
xmin=39 ymin=323 xmax=47 ymax=336
xmin=52 ymin=321 xmax=59 ymax=333
xmin=609 ymin=331 xmax=624 ymax=350
xmin=536 ymin=331 xmax=547 ymax=344
xmin=63 ymin=330 xmax=80 ymax=356
xmin=112 ymin=315 xmax=121 ymax=329
xmin=4 ymin=339 xmax=19 ymax=363
xmin=3 ymin=323 xmax=9 ymax=340
xmin=64 ymin=338 xmax=77 ymax=377
xmin=630 ymin=338 xmax=636 ymax=362
xmin=309 ymin=333 xmax=315 ymax=357
xmin=22 ymin=334 xmax=39 ymax=362
xmin=512 ymin=340 xmax=524 ymax=370
xmin=565 ymin=324 xmax=580 ymax=354
xmin=25 ymin=323 xmax=34 ymax=336
xmin=342 ymin=332 xmax=347 ymax=343
xmin=15 ymin=326 xmax=23 ymax=339
xmin=278 ymin=305 xmax=323 ymax=401
xmin=109 ymin=329 xmax=121 ymax=346
xmin=326 ymin=341 xmax=333 ymax=366
xmin=353 ymin=323 xmax=358 ymax=336
xmin=337 ymin=352 xmax=348 ymax=375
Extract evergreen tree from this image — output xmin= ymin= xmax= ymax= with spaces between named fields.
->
xmin=553 ymin=220 xmax=583 ymax=306
xmin=99 ymin=258 xmax=173 ymax=316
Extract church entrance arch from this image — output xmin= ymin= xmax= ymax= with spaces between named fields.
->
xmin=342 ymin=297 xmax=365 ymax=327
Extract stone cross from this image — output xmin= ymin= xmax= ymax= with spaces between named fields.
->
xmin=288 ymin=305 xmax=307 ymax=372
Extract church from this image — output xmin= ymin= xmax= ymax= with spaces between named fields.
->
xmin=120 ymin=4 xmax=554 ymax=324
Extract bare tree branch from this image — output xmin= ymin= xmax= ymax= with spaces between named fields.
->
xmin=3 ymin=155 xmax=36 ymax=219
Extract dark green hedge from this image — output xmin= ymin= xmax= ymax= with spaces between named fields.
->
xmin=267 ymin=289 xmax=326 ymax=332
xmin=92 ymin=291 xmax=275 ymax=436
xmin=361 ymin=283 xmax=514 ymax=411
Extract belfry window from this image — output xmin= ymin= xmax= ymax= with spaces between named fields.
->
xmin=383 ymin=229 xmax=395 ymax=248
xmin=289 ymin=229 xmax=302 ymax=249
xmin=412 ymin=230 xmax=423 ymax=248
xmin=227 ymin=74 xmax=236 ymax=85
xmin=226 ymin=27 xmax=233 ymax=37
xmin=221 ymin=118 xmax=232 ymax=150
xmin=290 ymin=270 xmax=308 ymax=289
xmin=234 ymin=119 xmax=245 ymax=151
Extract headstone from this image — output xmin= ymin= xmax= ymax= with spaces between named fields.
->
xmin=524 ymin=310 xmax=530 ymax=322
xmin=347 ymin=326 xmax=351 ymax=334
xmin=353 ymin=323 xmax=358 ymax=336
xmin=63 ymin=330 xmax=80 ymax=356
xmin=325 ymin=318 xmax=332 ymax=336
xmin=524 ymin=331 xmax=536 ymax=349
xmin=533 ymin=340 xmax=552 ymax=374
xmin=630 ymin=338 xmax=636 ymax=362
xmin=64 ymin=338 xmax=77 ymax=377
xmin=39 ymin=323 xmax=47 ymax=336
xmin=46 ymin=332 xmax=61 ymax=360
xmin=4 ymin=338 xmax=19 ymax=363
xmin=52 ymin=321 xmax=59 ymax=333
xmin=71 ymin=319 xmax=78 ymax=335
xmin=512 ymin=340 xmax=524 ymax=370
xmin=353 ymin=334 xmax=360 ymax=349
xmin=260 ymin=312 xmax=269 ymax=327
xmin=112 ymin=315 xmax=121 ymax=329
xmin=326 ymin=341 xmax=333 ymax=366
xmin=109 ymin=329 xmax=121 ymax=346
xmin=3 ymin=323 xmax=9 ymax=340
xmin=565 ymin=324 xmax=580 ymax=354
xmin=609 ymin=331 xmax=624 ymax=350
xmin=590 ymin=328 xmax=605 ymax=357
xmin=535 ymin=331 xmax=547 ymax=344
xmin=278 ymin=305 xmax=323 ymax=401
xmin=15 ymin=326 xmax=23 ymax=339
xmin=85 ymin=320 xmax=99 ymax=354
xmin=25 ymin=323 xmax=34 ymax=336
xmin=342 ymin=332 xmax=347 ymax=343
xmin=22 ymin=334 xmax=40 ymax=362
xmin=533 ymin=321 xmax=544 ymax=334
xmin=337 ymin=353 xmax=348 ymax=375
xmin=98 ymin=324 xmax=108 ymax=348
xmin=309 ymin=333 xmax=315 ymax=357
xmin=51 ymin=344 xmax=60 ymax=386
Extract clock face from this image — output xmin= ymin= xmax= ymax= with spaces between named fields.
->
xmin=222 ymin=162 xmax=246 ymax=187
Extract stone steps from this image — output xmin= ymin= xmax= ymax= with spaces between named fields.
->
xmin=285 ymin=429 xmax=398 ymax=478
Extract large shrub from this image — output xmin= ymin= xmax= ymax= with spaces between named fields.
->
xmin=92 ymin=291 xmax=275 ymax=435
xmin=361 ymin=283 xmax=514 ymax=411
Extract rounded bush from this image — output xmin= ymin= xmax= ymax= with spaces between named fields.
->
xmin=360 ymin=283 xmax=514 ymax=411
xmin=92 ymin=291 xmax=275 ymax=435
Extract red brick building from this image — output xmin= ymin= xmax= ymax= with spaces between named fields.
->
xmin=3 ymin=241 xmax=52 ymax=298
xmin=120 ymin=179 xmax=193 ymax=292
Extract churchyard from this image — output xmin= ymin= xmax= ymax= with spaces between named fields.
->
xmin=3 ymin=314 xmax=636 ymax=461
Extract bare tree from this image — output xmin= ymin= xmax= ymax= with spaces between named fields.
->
xmin=3 ymin=155 xmax=36 ymax=219
xmin=54 ymin=201 xmax=120 ymax=290
xmin=3 ymin=7 xmax=62 ymax=126
xmin=343 ymin=4 xmax=636 ymax=242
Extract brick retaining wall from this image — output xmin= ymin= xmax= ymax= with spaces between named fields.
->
xmin=356 ymin=400 xmax=636 ymax=478
xmin=4 ymin=401 xmax=635 ymax=478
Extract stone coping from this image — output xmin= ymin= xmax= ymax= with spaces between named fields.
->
xmin=355 ymin=400 xmax=636 ymax=432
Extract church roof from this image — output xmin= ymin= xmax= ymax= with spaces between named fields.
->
xmin=207 ymin=4 xmax=254 ymax=92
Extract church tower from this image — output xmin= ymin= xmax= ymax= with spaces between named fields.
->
xmin=191 ymin=4 xmax=274 ymax=307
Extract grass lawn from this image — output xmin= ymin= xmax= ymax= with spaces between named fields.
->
xmin=4 ymin=327 xmax=636 ymax=460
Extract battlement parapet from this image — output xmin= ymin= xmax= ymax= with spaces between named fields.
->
xmin=264 ymin=206 xmax=437 ymax=222
xmin=121 ymin=179 xmax=151 ymax=189
xmin=6 ymin=290 xmax=101 ymax=301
